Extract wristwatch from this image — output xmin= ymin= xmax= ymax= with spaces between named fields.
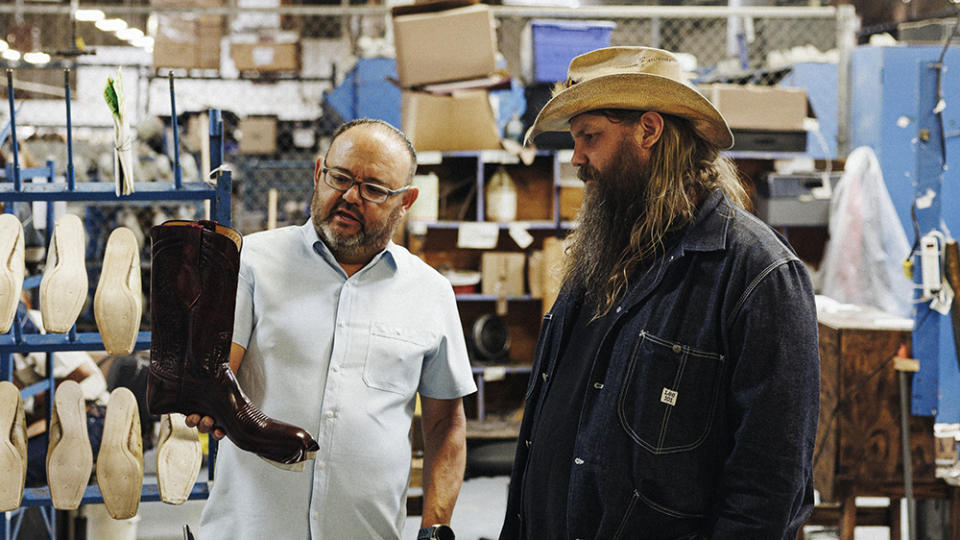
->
xmin=417 ymin=524 xmax=455 ymax=540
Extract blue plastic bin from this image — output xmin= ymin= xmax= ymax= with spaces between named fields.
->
xmin=530 ymin=19 xmax=616 ymax=82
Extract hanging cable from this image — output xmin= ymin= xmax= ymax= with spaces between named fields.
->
xmin=933 ymin=9 xmax=960 ymax=168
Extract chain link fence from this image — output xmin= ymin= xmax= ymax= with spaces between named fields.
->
xmin=0 ymin=4 xmax=854 ymax=233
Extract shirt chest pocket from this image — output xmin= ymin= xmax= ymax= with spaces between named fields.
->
xmin=617 ymin=330 xmax=725 ymax=455
xmin=363 ymin=322 xmax=434 ymax=395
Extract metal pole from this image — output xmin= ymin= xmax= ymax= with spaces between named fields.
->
xmin=835 ymin=4 xmax=857 ymax=158
xmin=64 ymin=69 xmax=76 ymax=191
xmin=6 ymin=70 xmax=21 ymax=191
xmin=899 ymin=370 xmax=917 ymax=540
xmin=169 ymin=72 xmax=183 ymax=190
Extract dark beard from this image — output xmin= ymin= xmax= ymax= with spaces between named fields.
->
xmin=563 ymin=140 xmax=648 ymax=306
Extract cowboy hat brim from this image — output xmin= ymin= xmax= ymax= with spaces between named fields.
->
xmin=524 ymin=72 xmax=734 ymax=150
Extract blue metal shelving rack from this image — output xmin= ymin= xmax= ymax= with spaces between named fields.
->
xmin=1 ymin=68 xmax=231 ymax=540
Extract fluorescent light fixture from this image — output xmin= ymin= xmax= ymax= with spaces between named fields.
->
xmin=0 ymin=40 xmax=8 ymax=52
xmin=75 ymin=9 xmax=105 ymax=22
xmin=132 ymin=36 xmax=155 ymax=49
xmin=116 ymin=28 xmax=144 ymax=41
xmin=95 ymin=18 xmax=128 ymax=32
xmin=23 ymin=52 xmax=51 ymax=65
xmin=2 ymin=49 xmax=21 ymax=61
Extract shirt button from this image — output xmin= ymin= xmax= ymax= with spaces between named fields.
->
xmin=337 ymin=321 xmax=345 ymax=328
xmin=312 ymin=512 xmax=320 ymax=519
xmin=672 ymin=344 xmax=682 ymax=353
xmin=593 ymin=382 xmax=604 ymax=389
xmin=541 ymin=372 xmax=548 ymax=382
xmin=615 ymin=306 xmax=622 ymax=313
xmin=331 ymin=365 xmax=339 ymax=373
xmin=325 ymin=411 xmax=335 ymax=418
xmin=574 ymin=457 xmax=584 ymax=465
xmin=317 ymin=462 xmax=325 ymax=469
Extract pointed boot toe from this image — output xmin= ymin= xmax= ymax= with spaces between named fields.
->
xmin=94 ymin=227 xmax=142 ymax=356
xmin=0 ymin=214 xmax=25 ymax=334
xmin=0 ymin=381 xmax=27 ymax=512
xmin=97 ymin=387 xmax=143 ymax=520
xmin=156 ymin=413 xmax=201 ymax=505
xmin=47 ymin=380 xmax=93 ymax=510
xmin=40 ymin=214 xmax=88 ymax=333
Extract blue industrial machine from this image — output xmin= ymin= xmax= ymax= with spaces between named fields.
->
xmin=850 ymin=44 xmax=960 ymax=423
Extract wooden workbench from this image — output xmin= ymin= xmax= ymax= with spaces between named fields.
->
xmin=810 ymin=304 xmax=960 ymax=540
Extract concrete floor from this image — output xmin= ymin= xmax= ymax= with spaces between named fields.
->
xmin=129 ymin=478 xmax=898 ymax=540
xmin=77 ymin=447 xmax=896 ymax=540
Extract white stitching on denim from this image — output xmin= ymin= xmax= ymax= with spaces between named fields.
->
xmin=729 ymin=257 xmax=795 ymax=325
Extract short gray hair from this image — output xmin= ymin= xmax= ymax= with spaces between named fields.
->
xmin=325 ymin=119 xmax=418 ymax=184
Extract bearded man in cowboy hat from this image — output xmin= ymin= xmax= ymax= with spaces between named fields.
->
xmin=499 ymin=47 xmax=819 ymax=539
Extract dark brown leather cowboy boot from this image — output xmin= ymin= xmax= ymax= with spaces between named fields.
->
xmin=147 ymin=220 xmax=318 ymax=468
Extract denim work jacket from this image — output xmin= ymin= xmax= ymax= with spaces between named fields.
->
xmin=500 ymin=190 xmax=820 ymax=540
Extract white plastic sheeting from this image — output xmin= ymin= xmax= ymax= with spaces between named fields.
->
xmin=818 ymin=146 xmax=914 ymax=318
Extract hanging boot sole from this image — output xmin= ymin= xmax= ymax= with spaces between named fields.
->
xmin=0 ymin=381 xmax=27 ymax=512
xmin=0 ymin=214 xmax=25 ymax=334
xmin=40 ymin=213 xmax=87 ymax=333
xmin=94 ymin=227 xmax=142 ymax=356
xmin=47 ymin=380 xmax=93 ymax=510
xmin=156 ymin=413 xmax=201 ymax=505
xmin=97 ymin=387 xmax=143 ymax=520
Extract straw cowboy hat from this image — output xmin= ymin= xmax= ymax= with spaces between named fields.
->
xmin=525 ymin=46 xmax=734 ymax=150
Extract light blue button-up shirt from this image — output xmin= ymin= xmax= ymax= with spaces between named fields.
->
xmin=199 ymin=221 xmax=476 ymax=540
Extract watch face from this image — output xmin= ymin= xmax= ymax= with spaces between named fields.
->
xmin=435 ymin=525 xmax=455 ymax=540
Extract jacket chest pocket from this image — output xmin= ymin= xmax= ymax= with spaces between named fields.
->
xmin=617 ymin=330 xmax=724 ymax=454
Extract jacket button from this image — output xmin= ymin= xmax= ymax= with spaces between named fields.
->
xmin=672 ymin=344 xmax=682 ymax=353
xmin=574 ymin=457 xmax=584 ymax=465
xmin=593 ymin=382 xmax=604 ymax=389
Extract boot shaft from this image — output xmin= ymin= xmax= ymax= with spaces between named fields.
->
xmin=149 ymin=220 xmax=242 ymax=381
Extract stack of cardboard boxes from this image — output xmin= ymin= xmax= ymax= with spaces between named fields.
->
xmin=152 ymin=0 xmax=223 ymax=71
xmin=228 ymin=0 xmax=300 ymax=73
xmin=391 ymin=0 xmax=504 ymax=152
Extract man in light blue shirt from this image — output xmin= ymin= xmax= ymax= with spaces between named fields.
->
xmin=191 ymin=119 xmax=477 ymax=539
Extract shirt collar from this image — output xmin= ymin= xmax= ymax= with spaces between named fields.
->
xmin=300 ymin=220 xmax=399 ymax=276
xmin=676 ymin=189 xmax=732 ymax=254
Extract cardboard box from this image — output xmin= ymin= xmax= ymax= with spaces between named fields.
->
xmin=238 ymin=116 xmax=278 ymax=154
xmin=401 ymin=90 xmax=502 ymax=151
xmin=700 ymin=84 xmax=807 ymax=131
xmin=152 ymin=0 xmax=222 ymax=70
xmin=559 ymin=184 xmax=583 ymax=220
xmin=481 ymin=252 xmax=526 ymax=297
xmin=392 ymin=3 xmax=498 ymax=87
xmin=231 ymin=42 xmax=300 ymax=72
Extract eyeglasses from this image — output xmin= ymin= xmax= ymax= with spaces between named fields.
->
xmin=321 ymin=166 xmax=411 ymax=204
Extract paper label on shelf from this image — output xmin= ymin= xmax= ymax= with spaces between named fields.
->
xmin=457 ymin=222 xmax=499 ymax=249
xmin=508 ymin=223 xmax=534 ymax=249
xmin=418 ymin=151 xmax=443 ymax=165
xmin=483 ymin=366 xmax=507 ymax=381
